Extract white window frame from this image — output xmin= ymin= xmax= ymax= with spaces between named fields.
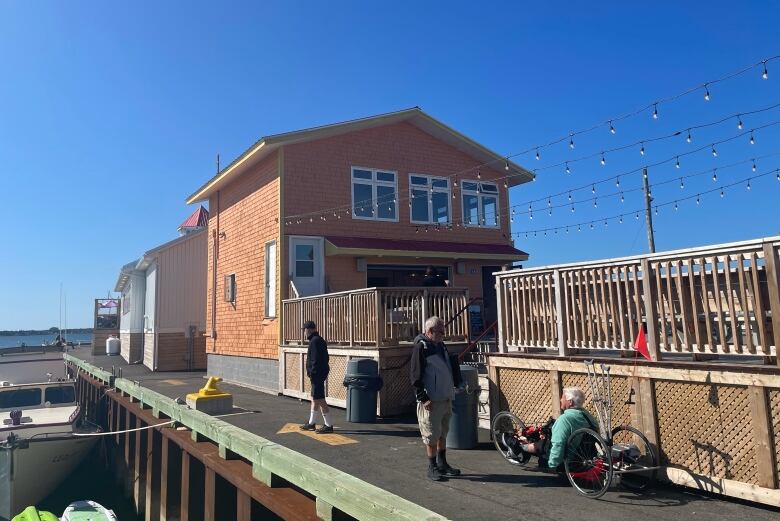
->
xmin=408 ymin=174 xmax=452 ymax=224
xmin=264 ymin=240 xmax=277 ymax=318
xmin=351 ymin=167 xmax=399 ymax=222
xmin=461 ymin=180 xmax=500 ymax=228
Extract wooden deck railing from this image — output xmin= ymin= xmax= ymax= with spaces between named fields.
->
xmin=496 ymin=236 xmax=780 ymax=363
xmin=282 ymin=287 xmax=470 ymax=346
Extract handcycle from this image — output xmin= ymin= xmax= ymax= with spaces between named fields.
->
xmin=491 ymin=361 xmax=659 ymax=498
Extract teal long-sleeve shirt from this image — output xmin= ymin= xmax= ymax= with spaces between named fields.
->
xmin=547 ymin=407 xmax=599 ymax=469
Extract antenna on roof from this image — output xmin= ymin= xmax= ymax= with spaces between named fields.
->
xmin=216 ymin=153 xmax=220 ymax=174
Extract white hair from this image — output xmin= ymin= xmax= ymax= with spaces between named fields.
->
xmin=562 ymin=387 xmax=585 ymax=407
xmin=424 ymin=316 xmax=443 ymax=333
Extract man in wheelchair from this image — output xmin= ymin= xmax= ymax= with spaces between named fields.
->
xmin=516 ymin=387 xmax=599 ymax=470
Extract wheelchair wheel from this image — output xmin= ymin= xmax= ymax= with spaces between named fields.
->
xmin=564 ymin=427 xmax=612 ymax=498
xmin=611 ymin=425 xmax=657 ymax=492
xmin=491 ymin=411 xmax=529 ymax=466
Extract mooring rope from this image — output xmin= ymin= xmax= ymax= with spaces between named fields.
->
xmin=72 ymin=410 xmax=256 ymax=437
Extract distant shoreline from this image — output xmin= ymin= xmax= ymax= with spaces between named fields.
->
xmin=0 ymin=328 xmax=93 ymax=336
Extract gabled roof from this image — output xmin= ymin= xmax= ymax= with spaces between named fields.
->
xmin=186 ymin=107 xmax=534 ymax=204
xmin=179 ymin=205 xmax=209 ymax=231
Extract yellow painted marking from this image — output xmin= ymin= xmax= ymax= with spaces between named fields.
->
xmin=276 ymin=423 xmax=358 ymax=445
xmin=159 ymin=379 xmax=188 ymax=386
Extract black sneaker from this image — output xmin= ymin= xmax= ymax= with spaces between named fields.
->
xmin=437 ymin=463 xmax=461 ymax=476
xmin=315 ymin=425 xmax=334 ymax=434
xmin=299 ymin=423 xmax=316 ymax=431
xmin=427 ymin=465 xmax=443 ymax=481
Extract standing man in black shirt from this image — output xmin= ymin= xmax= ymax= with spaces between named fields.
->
xmin=299 ymin=320 xmax=333 ymax=433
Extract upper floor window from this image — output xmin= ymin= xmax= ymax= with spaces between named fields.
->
xmin=351 ymin=167 xmax=398 ymax=221
xmin=462 ymin=181 xmax=499 ymax=227
xmin=409 ymin=175 xmax=451 ymax=224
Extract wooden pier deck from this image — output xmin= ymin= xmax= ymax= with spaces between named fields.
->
xmin=67 ymin=347 xmax=779 ymax=521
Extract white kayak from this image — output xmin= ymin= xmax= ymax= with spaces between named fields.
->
xmin=61 ymin=500 xmax=118 ymax=521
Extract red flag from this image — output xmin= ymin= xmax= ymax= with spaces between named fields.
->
xmin=634 ymin=328 xmax=652 ymax=361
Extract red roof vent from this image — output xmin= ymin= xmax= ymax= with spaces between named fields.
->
xmin=178 ymin=206 xmax=209 ymax=235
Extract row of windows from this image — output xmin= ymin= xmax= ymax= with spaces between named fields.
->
xmin=0 ymin=385 xmax=76 ymax=409
xmin=351 ymin=168 xmax=501 ymax=227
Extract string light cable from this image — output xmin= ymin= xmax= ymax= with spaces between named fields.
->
xmin=510 ymin=167 xmax=780 ymax=238
xmin=282 ymin=57 xmax=780 ymax=224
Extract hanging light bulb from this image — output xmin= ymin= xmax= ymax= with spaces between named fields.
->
xmin=568 ymin=192 xmax=572 ymax=202
xmin=652 ymin=103 xmax=659 ymax=119
xmin=674 ymin=202 xmax=678 ymax=211
xmin=737 ymin=116 xmax=743 ymax=130
xmin=535 ymin=148 xmax=540 ymax=161
xmin=593 ymin=197 xmax=598 ymax=208
xmin=529 ymin=211 xmax=533 ymax=220
xmin=309 ymin=217 xmax=313 ymax=223
xmin=504 ymin=160 xmax=510 ymax=171
xmin=777 ymin=169 xmax=780 ymax=181
xmin=747 ymin=179 xmax=752 ymax=191
xmin=578 ymin=225 xmax=582 ymax=232
xmin=570 ymin=205 xmax=575 ymax=213
xmin=615 ymin=176 xmax=620 ymax=188
xmin=604 ymin=220 xmax=608 ymax=227
xmin=609 ymin=120 xmax=616 ymax=134
xmin=566 ymin=227 xmax=569 ymax=234
xmin=676 ymin=156 xmax=681 ymax=169
xmin=510 ymin=215 xmax=514 ymax=223
xmin=548 ymin=208 xmax=552 ymax=216
xmin=752 ymin=159 xmax=757 ymax=172
xmin=565 ymin=162 xmax=571 ymax=174
xmin=503 ymin=180 xmax=508 ymax=189
xmin=592 ymin=184 xmax=596 ymax=194
xmin=762 ymin=60 xmax=769 ymax=80
xmin=452 ymin=192 xmax=456 ymax=199
xmin=655 ymin=206 xmax=659 ymax=216
xmin=590 ymin=223 xmax=594 ymax=230
xmin=453 ymin=178 xmax=458 ymax=187
xmin=620 ymin=192 xmax=625 ymax=203
xmin=680 ymin=178 xmax=685 ymax=189
xmin=600 ymin=152 xmax=606 ymax=166
xmin=415 ymin=226 xmax=419 ymax=233
xmin=569 ymin=134 xmax=575 ymax=149
xmin=477 ymin=170 xmax=482 ymax=179
xmin=711 ymin=144 xmax=718 ymax=157
xmin=635 ymin=212 xmax=639 ymax=220
xmin=619 ymin=216 xmax=624 ymax=224
xmin=696 ymin=195 xmax=701 ymax=205
xmin=547 ymin=198 xmax=552 ymax=207
xmin=712 ymin=169 xmax=718 ymax=182
xmin=337 ymin=214 xmax=341 ymax=219
xmin=749 ymin=131 xmax=755 ymax=145
xmin=640 ymin=143 xmax=645 ymax=156
xmin=704 ymin=83 xmax=711 ymax=101
xmin=528 ymin=203 xmax=532 ymax=212
xmin=686 ymin=129 xmax=692 ymax=143
xmin=720 ymin=189 xmax=725 ymax=198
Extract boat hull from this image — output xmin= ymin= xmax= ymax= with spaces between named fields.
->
xmin=0 ymin=435 xmax=97 ymax=521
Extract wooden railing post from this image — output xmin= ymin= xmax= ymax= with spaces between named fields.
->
xmin=762 ymin=242 xmax=780 ymax=366
xmin=421 ymin=289 xmax=429 ymax=322
xmin=640 ymin=258 xmax=661 ymax=361
xmin=748 ymin=385 xmax=777 ymax=488
xmin=553 ymin=269 xmax=569 ymax=357
xmin=375 ymin=290 xmax=383 ymax=347
xmin=348 ymin=293 xmax=354 ymax=347
xmin=496 ymin=276 xmax=506 ymax=353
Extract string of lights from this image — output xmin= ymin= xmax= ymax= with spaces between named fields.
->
xmin=285 ymin=118 xmax=780 ymax=225
xmin=509 ymin=167 xmax=780 ymax=238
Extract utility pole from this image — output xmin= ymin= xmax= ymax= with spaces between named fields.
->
xmin=642 ymin=168 xmax=656 ymax=253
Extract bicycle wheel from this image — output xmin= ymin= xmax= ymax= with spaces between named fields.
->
xmin=611 ymin=425 xmax=657 ymax=492
xmin=564 ymin=427 xmax=613 ymax=499
xmin=491 ymin=411 xmax=528 ymax=466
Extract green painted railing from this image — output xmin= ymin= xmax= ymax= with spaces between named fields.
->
xmin=65 ymin=354 xmax=447 ymax=521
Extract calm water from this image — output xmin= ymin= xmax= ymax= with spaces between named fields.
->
xmin=0 ymin=332 xmax=92 ymax=348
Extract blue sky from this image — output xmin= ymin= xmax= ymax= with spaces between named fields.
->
xmin=1 ymin=2 xmax=778 ymax=329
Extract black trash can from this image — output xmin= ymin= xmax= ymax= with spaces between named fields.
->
xmin=342 ymin=358 xmax=383 ymax=423
xmin=447 ymin=365 xmax=481 ymax=449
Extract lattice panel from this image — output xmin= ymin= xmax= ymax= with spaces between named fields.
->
xmin=655 ymin=381 xmax=758 ymax=485
xmin=302 ymin=354 xmax=311 ymax=393
xmin=496 ymin=368 xmax=552 ymax=424
xmin=285 ymin=353 xmax=300 ymax=391
xmin=560 ymin=373 xmax=632 ymax=427
xmin=770 ymin=389 xmax=780 ymax=479
xmin=327 ymin=355 xmax=348 ymax=401
xmin=380 ymin=356 xmax=416 ymax=415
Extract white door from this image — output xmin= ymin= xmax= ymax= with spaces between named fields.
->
xmin=289 ymin=237 xmax=324 ymax=297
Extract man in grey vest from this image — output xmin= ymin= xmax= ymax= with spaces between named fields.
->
xmin=410 ymin=316 xmax=463 ymax=481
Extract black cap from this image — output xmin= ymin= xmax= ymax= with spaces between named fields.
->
xmin=302 ymin=320 xmax=317 ymax=330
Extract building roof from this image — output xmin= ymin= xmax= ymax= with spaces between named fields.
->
xmin=185 ymin=107 xmax=534 ymax=204
xmin=179 ymin=205 xmax=209 ymax=231
xmin=324 ymin=236 xmax=528 ymax=261
xmin=114 ymin=259 xmax=141 ymax=292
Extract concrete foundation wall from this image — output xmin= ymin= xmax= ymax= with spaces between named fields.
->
xmin=207 ymin=353 xmax=279 ymax=393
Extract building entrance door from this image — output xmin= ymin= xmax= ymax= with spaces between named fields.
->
xmin=289 ymin=237 xmax=324 ymax=296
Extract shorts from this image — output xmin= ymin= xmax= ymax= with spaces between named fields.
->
xmin=310 ymin=378 xmax=326 ymax=400
xmin=417 ymin=399 xmax=452 ymax=445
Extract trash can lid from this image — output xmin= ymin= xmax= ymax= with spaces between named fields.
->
xmin=458 ymin=364 xmax=480 ymax=387
xmin=346 ymin=358 xmax=378 ymax=376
